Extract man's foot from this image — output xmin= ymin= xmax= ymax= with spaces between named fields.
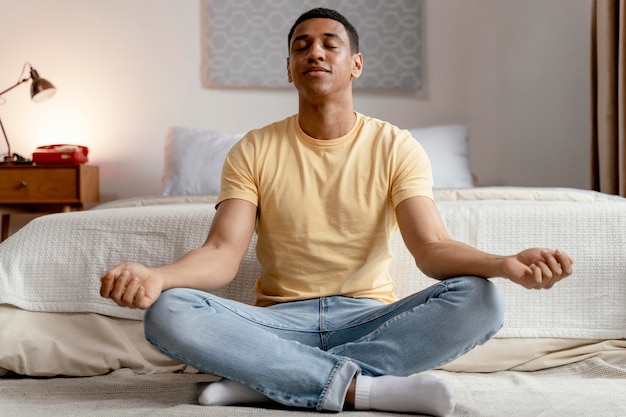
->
xmin=354 ymin=373 xmax=455 ymax=416
xmin=198 ymin=379 xmax=270 ymax=406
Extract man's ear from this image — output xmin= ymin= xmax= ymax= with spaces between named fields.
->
xmin=351 ymin=53 xmax=363 ymax=79
xmin=286 ymin=57 xmax=293 ymax=83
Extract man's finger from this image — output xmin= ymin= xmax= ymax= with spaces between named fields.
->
xmin=122 ymin=277 xmax=141 ymax=307
xmin=555 ymin=250 xmax=574 ymax=276
xmin=99 ymin=271 xmax=118 ymax=298
xmin=110 ymin=270 xmax=132 ymax=303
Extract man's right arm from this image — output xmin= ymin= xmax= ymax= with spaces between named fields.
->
xmin=100 ymin=198 xmax=257 ymax=309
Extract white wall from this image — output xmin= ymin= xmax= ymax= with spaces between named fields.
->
xmin=463 ymin=0 xmax=592 ymax=187
xmin=0 ymin=0 xmax=592 ymax=203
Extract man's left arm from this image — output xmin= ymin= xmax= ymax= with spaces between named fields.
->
xmin=395 ymin=196 xmax=574 ymax=289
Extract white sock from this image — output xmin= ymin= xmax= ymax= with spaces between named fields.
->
xmin=198 ymin=379 xmax=270 ymax=406
xmin=353 ymin=374 xmax=455 ymax=416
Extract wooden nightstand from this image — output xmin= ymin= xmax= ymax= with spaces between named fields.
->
xmin=0 ymin=164 xmax=99 ymax=241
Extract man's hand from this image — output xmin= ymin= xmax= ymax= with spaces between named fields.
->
xmin=501 ymin=248 xmax=574 ymax=289
xmin=100 ymin=262 xmax=164 ymax=309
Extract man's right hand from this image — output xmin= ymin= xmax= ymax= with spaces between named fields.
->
xmin=100 ymin=262 xmax=164 ymax=309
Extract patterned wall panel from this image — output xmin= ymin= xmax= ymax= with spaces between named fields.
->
xmin=201 ymin=0 xmax=422 ymax=90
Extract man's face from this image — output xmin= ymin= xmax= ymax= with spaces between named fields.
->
xmin=287 ymin=18 xmax=362 ymax=99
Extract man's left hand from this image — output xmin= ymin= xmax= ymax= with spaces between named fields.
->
xmin=502 ymin=248 xmax=574 ymax=289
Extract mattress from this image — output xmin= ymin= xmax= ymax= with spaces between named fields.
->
xmin=1 ymin=186 xmax=625 ymax=377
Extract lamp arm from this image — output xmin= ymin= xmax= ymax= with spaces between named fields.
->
xmin=0 ymin=78 xmax=31 ymax=98
xmin=0 ymin=79 xmax=30 ymax=163
xmin=0 ymin=70 xmax=32 ymax=162
xmin=0 ymin=81 xmax=28 ymax=162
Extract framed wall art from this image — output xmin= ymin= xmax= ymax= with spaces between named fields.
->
xmin=201 ymin=0 xmax=423 ymax=90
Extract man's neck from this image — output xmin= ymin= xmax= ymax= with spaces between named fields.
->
xmin=297 ymin=99 xmax=357 ymax=140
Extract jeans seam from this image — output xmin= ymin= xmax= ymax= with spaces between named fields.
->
xmin=320 ymin=297 xmax=329 ymax=350
xmin=329 ymin=283 xmax=449 ymax=332
xmin=202 ymin=295 xmax=317 ymax=334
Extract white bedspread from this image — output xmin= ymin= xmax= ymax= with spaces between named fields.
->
xmin=1 ymin=187 xmax=625 ymax=339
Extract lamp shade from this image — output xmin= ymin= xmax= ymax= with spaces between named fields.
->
xmin=29 ymin=68 xmax=56 ymax=102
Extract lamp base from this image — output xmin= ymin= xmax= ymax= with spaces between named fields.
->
xmin=1 ymin=153 xmax=34 ymax=165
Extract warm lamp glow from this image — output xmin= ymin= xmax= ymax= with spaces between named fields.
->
xmin=34 ymin=107 xmax=89 ymax=145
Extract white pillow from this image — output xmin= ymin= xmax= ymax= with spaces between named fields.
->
xmin=162 ymin=127 xmax=243 ymax=196
xmin=161 ymin=124 xmax=472 ymax=196
xmin=409 ymin=125 xmax=473 ymax=188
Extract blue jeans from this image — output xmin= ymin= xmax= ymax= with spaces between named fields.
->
xmin=144 ymin=276 xmax=504 ymax=411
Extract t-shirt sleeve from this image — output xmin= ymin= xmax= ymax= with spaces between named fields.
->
xmin=217 ymin=135 xmax=259 ymax=207
xmin=390 ymin=131 xmax=434 ymax=207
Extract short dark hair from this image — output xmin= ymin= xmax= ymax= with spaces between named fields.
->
xmin=287 ymin=8 xmax=359 ymax=54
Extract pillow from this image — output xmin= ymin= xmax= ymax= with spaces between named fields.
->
xmin=162 ymin=124 xmax=472 ymax=196
xmin=162 ymin=127 xmax=243 ymax=196
xmin=409 ymin=125 xmax=473 ymax=188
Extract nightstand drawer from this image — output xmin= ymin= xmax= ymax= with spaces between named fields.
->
xmin=0 ymin=164 xmax=99 ymax=242
xmin=0 ymin=166 xmax=87 ymax=203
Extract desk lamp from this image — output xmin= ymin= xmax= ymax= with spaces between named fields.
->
xmin=0 ymin=63 xmax=56 ymax=164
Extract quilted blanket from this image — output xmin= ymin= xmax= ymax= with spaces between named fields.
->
xmin=1 ymin=187 xmax=625 ymax=339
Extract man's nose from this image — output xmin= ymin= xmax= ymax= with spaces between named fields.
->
xmin=307 ymin=43 xmax=325 ymax=61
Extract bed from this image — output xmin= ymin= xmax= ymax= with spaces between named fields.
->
xmin=1 ymin=125 xmax=625 ymax=416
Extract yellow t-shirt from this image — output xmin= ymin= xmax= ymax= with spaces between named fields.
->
xmin=217 ymin=113 xmax=433 ymax=306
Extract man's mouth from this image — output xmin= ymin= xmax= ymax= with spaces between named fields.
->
xmin=304 ymin=66 xmax=330 ymax=75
